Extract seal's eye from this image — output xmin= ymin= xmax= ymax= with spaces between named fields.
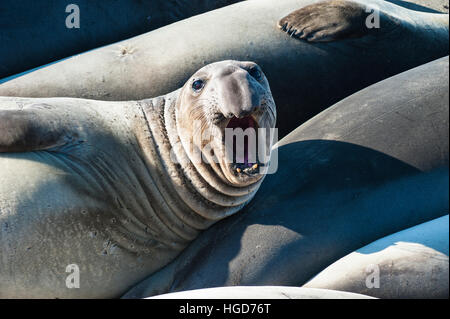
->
xmin=192 ymin=79 xmax=205 ymax=92
xmin=248 ymin=67 xmax=262 ymax=80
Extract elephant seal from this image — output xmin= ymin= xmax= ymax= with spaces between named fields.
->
xmin=388 ymin=0 xmax=449 ymax=13
xmin=0 ymin=60 xmax=276 ymax=298
xmin=0 ymin=0 xmax=244 ymax=78
xmin=149 ymin=286 xmax=375 ymax=299
xmin=122 ymin=56 xmax=449 ymax=298
xmin=304 ymin=215 xmax=449 ymax=299
xmin=1 ymin=0 xmax=448 ymax=137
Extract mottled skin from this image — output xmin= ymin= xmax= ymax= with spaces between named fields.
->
xmin=0 ymin=61 xmax=276 ymax=298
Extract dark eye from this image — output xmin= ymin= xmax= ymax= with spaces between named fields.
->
xmin=248 ymin=67 xmax=262 ymax=80
xmin=192 ymin=79 xmax=205 ymax=92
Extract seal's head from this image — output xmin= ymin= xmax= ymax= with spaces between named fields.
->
xmin=176 ymin=60 xmax=276 ymax=187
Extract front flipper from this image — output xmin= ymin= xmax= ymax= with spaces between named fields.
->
xmin=278 ymin=0 xmax=396 ymax=42
xmin=0 ymin=103 xmax=74 ymax=152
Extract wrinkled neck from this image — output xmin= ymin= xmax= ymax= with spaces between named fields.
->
xmin=137 ymin=90 xmax=260 ymax=233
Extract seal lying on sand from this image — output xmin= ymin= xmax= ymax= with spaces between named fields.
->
xmin=1 ymin=0 xmax=448 ymax=137
xmin=0 ymin=60 xmax=276 ymax=298
xmin=122 ymin=56 xmax=449 ymax=298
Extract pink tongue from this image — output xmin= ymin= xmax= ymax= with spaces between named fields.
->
xmin=226 ymin=116 xmax=256 ymax=165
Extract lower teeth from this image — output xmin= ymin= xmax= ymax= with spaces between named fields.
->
xmin=235 ymin=163 xmax=259 ymax=174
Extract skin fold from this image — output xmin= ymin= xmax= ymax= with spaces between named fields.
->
xmin=0 ymin=61 xmax=276 ymax=298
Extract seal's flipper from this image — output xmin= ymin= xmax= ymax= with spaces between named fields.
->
xmin=278 ymin=0 xmax=387 ymax=42
xmin=0 ymin=104 xmax=72 ymax=152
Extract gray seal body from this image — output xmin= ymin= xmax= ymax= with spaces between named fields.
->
xmin=304 ymin=215 xmax=449 ymax=299
xmin=123 ymin=56 xmax=449 ymax=298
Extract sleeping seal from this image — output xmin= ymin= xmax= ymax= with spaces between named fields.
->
xmin=0 ymin=60 xmax=276 ymax=298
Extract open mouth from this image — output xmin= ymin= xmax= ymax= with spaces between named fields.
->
xmin=226 ymin=116 xmax=260 ymax=175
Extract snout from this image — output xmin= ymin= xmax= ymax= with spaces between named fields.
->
xmin=219 ymin=68 xmax=263 ymax=119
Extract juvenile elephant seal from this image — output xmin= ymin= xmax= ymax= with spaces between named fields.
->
xmin=1 ymin=0 xmax=448 ymax=137
xmin=0 ymin=60 xmax=276 ymax=298
xmin=123 ymin=57 xmax=449 ymax=298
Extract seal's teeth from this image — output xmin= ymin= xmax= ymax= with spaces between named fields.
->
xmin=252 ymin=163 xmax=258 ymax=169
